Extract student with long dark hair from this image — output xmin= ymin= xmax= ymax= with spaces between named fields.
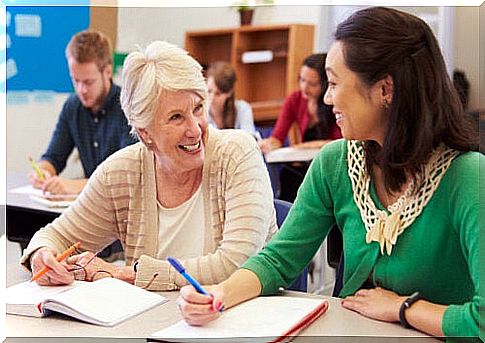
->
xmin=177 ymin=7 xmax=481 ymax=338
xmin=259 ymin=53 xmax=341 ymax=153
xmin=260 ymin=53 xmax=342 ymax=201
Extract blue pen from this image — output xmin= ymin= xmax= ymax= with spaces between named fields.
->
xmin=167 ymin=256 xmax=208 ymax=295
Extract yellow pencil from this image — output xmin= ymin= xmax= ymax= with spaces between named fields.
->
xmin=29 ymin=156 xmax=45 ymax=181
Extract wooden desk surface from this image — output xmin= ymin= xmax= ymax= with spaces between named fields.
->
xmin=6 ymin=263 xmax=438 ymax=342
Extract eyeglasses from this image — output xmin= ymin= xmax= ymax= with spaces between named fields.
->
xmin=66 ymin=250 xmax=103 ymax=282
xmin=67 ymin=249 xmax=160 ymax=289
xmin=143 ymin=273 xmax=159 ymax=290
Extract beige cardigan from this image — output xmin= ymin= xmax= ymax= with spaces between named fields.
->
xmin=21 ymin=127 xmax=277 ymax=290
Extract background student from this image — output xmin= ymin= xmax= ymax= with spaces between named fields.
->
xmin=178 ymin=7 xmax=481 ymax=338
xmin=206 ymin=61 xmax=260 ymax=138
xmin=259 ymin=53 xmax=342 ymax=202
xmin=258 ymin=53 xmax=341 ymax=154
xmin=28 ymin=30 xmax=136 ymax=195
xmin=21 ymin=41 xmax=277 ymax=291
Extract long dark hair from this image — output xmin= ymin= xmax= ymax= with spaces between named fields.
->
xmin=207 ymin=61 xmax=237 ymax=129
xmin=302 ymin=53 xmax=336 ymax=139
xmin=335 ymin=7 xmax=478 ymax=193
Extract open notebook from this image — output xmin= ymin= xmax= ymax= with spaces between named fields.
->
xmin=6 ymin=278 xmax=167 ymax=326
xmin=150 ymin=296 xmax=328 ymax=342
xmin=29 ymin=194 xmax=76 ymax=208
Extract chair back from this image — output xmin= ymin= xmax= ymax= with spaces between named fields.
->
xmin=327 ymin=225 xmax=344 ymax=297
xmin=274 ymin=199 xmax=308 ymax=292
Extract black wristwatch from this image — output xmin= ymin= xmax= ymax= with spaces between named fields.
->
xmin=399 ymin=291 xmax=421 ymax=328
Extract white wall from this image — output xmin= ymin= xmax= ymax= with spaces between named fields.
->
xmin=480 ymin=3 xmax=485 ymax=109
xmin=454 ymin=6 xmax=480 ymax=111
xmin=117 ymin=6 xmax=322 ymax=53
xmin=6 ymin=93 xmax=83 ymax=176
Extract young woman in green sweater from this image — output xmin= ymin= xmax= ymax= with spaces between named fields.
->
xmin=177 ymin=7 xmax=482 ymax=338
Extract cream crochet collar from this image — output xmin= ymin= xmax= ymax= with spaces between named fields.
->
xmin=347 ymin=140 xmax=459 ymax=255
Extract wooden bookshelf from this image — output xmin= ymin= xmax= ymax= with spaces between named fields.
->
xmin=185 ymin=24 xmax=314 ymax=123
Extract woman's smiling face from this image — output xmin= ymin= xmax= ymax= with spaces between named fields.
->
xmin=139 ymin=90 xmax=208 ymax=173
xmin=324 ymin=41 xmax=390 ymax=145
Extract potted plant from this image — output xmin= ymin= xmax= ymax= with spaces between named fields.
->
xmin=234 ymin=0 xmax=274 ymax=26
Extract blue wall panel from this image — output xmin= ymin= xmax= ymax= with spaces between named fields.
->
xmin=6 ymin=5 xmax=90 ymax=92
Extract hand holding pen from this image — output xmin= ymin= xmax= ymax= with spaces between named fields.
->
xmin=30 ymin=242 xmax=81 ymax=285
xmin=168 ymin=256 xmax=225 ymax=324
xmin=28 ymin=157 xmax=52 ymax=189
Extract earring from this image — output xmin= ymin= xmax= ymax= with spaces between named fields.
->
xmin=146 ymin=138 xmax=153 ymax=145
xmin=382 ymin=98 xmax=390 ymax=109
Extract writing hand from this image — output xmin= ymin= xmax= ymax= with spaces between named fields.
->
xmin=28 ymin=168 xmax=52 ymax=189
xmin=341 ymin=287 xmax=405 ymax=322
xmin=177 ymin=284 xmax=224 ymax=326
xmin=30 ymin=247 xmax=74 ymax=286
xmin=42 ymin=176 xmax=85 ymax=195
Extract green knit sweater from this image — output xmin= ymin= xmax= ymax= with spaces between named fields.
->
xmin=243 ymin=140 xmax=483 ymax=337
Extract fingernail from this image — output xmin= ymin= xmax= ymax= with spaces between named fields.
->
xmin=215 ymin=301 xmax=224 ymax=312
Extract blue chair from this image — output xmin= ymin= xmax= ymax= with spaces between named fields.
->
xmin=327 ymin=225 xmax=344 ymax=297
xmin=274 ymin=199 xmax=308 ymax=292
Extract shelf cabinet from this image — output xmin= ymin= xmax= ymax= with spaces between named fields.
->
xmin=185 ymin=24 xmax=315 ymax=123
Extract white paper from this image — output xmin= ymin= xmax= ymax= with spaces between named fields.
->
xmin=14 ymin=14 xmax=42 ymax=37
xmin=6 ymin=58 xmax=18 ymax=79
xmin=29 ymin=195 xmax=74 ymax=208
xmin=241 ymin=50 xmax=274 ymax=64
xmin=7 ymin=278 xmax=168 ymax=327
xmin=151 ymin=296 xmax=327 ymax=342
xmin=6 ymin=281 xmax=83 ymax=317
xmin=9 ymin=184 xmax=44 ymax=196
xmin=44 ymin=278 xmax=167 ymax=326
xmin=264 ymin=147 xmax=320 ymax=163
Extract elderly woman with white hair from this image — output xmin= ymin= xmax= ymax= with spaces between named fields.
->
xmin=21 ymin=41 xmax=277 ymax=291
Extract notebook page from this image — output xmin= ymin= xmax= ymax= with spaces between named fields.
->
xmin=44 ymin=277 xmax=167 ymax=326
xmin=8 ymin=185 xmax=43 ymax=196
xmin=6 ymin=281 xmax=84 ymax=317
xmin=151 ymin=296 xmax=327 ymax=341
xmin=29 ymin=195 xmax=75 ymax=208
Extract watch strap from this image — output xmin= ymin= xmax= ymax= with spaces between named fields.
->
xmin=399 ymin=291 xmax=421 ymax=328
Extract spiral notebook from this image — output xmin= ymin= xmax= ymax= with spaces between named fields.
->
xmin=6 ymin=278 xmax=167 ymax=326
xmin=149 ymin=296 xmax=328 ymax=342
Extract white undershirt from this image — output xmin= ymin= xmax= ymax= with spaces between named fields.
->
xmin=156 ymin=185 xmax=205 ymax=260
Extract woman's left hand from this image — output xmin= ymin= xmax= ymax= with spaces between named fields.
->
xmin=341 ymin=287 xmax=406 ymax=322
xmin=66 ymin=251 xmax=119 ymax=282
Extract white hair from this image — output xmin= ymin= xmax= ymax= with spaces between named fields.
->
xmin=120 ymin=41 xmax=207 ymax=134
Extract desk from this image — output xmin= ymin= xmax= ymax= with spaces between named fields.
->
xmin=7 ymin=173 xmax=63 ymax=251
xmin=6 ymin=263 xmax=439 ymax=342
xmin=264 ymin=146 xmax=320 ymax=164
xmin=6 ymin=172 xmax=123 ymax=259
xmin=264 ymin=147 xmax=319 ymax=197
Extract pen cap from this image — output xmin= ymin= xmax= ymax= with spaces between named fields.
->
xmin=167 ymin=257 xmax=185 ymax=273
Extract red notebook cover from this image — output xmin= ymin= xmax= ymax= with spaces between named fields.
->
xmin=272 ymin=299 xmax=329 ymax=342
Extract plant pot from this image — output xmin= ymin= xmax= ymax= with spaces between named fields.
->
xmin=239 ymin=9 xmax=254 ymax=26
